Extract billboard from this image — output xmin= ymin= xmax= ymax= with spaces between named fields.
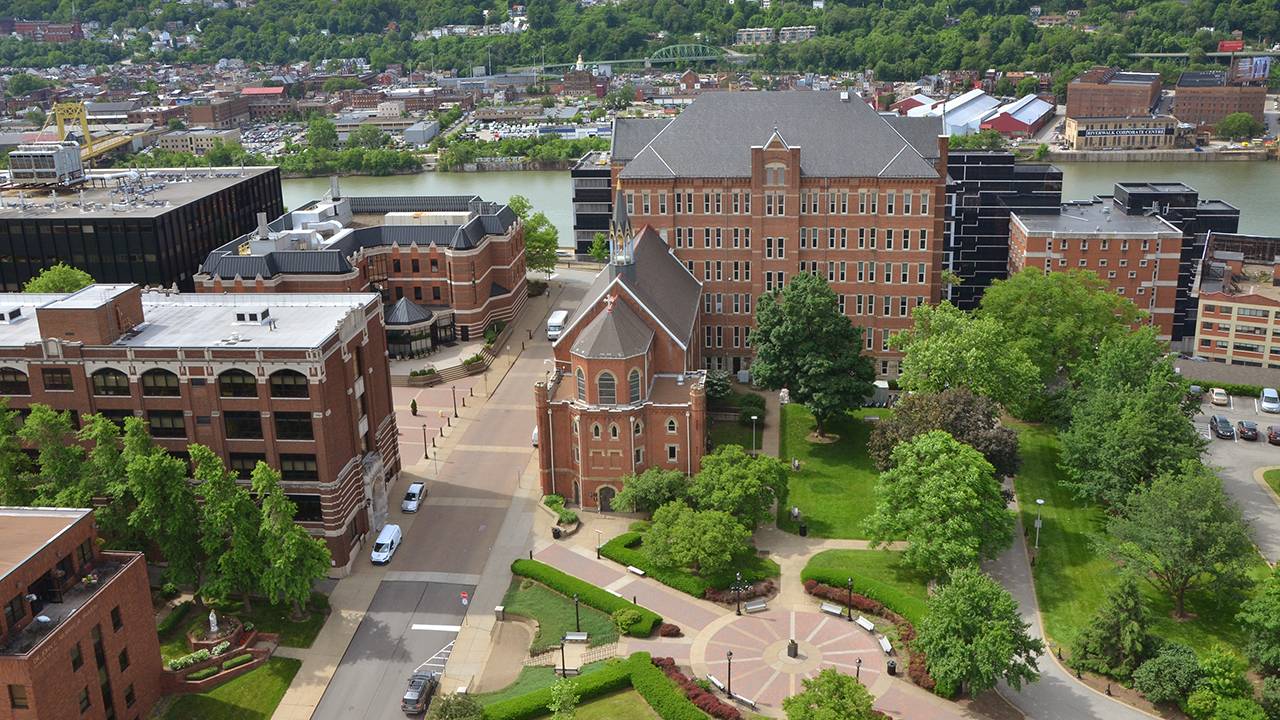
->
xmin=1218 ymin=39 xmax=1246 ymax=52
xmin=1233 ymin=56 xmax=1273 ymax=82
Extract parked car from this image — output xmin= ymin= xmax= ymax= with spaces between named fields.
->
xmin=531 ymin=425 xmax=539 ymax=447
xmin=1267 ymin=425 xmax=1280 ymax=445
xmin=1210 ymin=388 xmax=1230 ymax=406
xmin=371 ymin=524 xmax=402 ymax=565
xmin=1238 ymin=420 xmax=1260 ymax=441
xmin=1187 ymin=385 xmax=1204 ymax=403
xmin=1262 ymin=388 xmax=1280 ymax=413
xmin=401 ymin=671 xmax=439 ymax=715
xmin=401 ymin=482 xmax=426 ymax=513
xmin=1211 ymin=415 xmax=1236 ymax=439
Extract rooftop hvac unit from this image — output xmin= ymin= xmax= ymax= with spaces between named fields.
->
xmin=6 ymin=142 xmax=85 ymax=186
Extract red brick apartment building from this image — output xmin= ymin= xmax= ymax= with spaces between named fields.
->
xmin=0 ymin=507 xmax=162 ymax=720
xmin=535 ymin=212 xmax=706 ymax=510
xmin=0 ymin=285 xmax=400 ymax=574
xmin=1173 ymin=70 xmax=1267 ymax=127
xmin=1009 ymin=198 xmax=1184 ymax=338
xmin=195 ymin=184 xmax=527 ymax=357
xmin=1193 ymin=233 xmax=1280 ymax=367
xmin=186 ymin=96 xmax=249 ymax=129
xmin=1066 ymin=66 xmax=1161 ymax=119
xmin=611 ymin=91 xmax=948 ymax=377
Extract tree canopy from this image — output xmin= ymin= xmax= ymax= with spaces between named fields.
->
xmin=612 ymin=467 xmax=689 ymax=514
xmin=690 ymin=444 xmax=787 ymax=528
xmin=751 ymin=271 xmax=874 ymax=434
xmin=1216 ymin=112 xmax=1265 ymax=141
xmin=867 ymin=388 xmax=1020 ymax=477
xmin=1070 ymin=573 xmax=1155 ymax=680
xmin=782 ymin=668 xmax=879 ymax=720
xmin=23 ymin=263 xmax=94 ymax=293
xmin=1237 ymin=568 xmax=1280 ymax=674
xmin=643 ymin=501 xmax=750 ymax=577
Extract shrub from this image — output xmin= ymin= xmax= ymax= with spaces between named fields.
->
xmin=409 ymin=368 xmax=438 ymax=377
xmin=557 ymin=509 xmax=578 ymax=525
xmin=1187 ymin=688 xmax=1219 ymax=720
xmin=527 ymin=279 xmax=548 ymax=298
xmin=428 ymin=693 xmax=485 ymax=719
xmin=658 ymin=623 xmax=683 ymax=638
xmin=544 ymin=494 xmax=565 ymax=509
xmin=509 ymin=559 xmax=661 ymax=637
xmin=648 ymin=657 xmax=742 ymax=720
xmin=187 ymin=666 xmax=220 ymax=681
xmin=1215 ymin=698 xmax=1269 ymax=720
xmin=167 ymin=648 xmax=212 ymax=671
xmin=160 ymin=582 xmax=180 ymax=599
xmin=462 ymin=353 xmax=485 ymax=367
xmin=599 ymin=531 xmax=778 ymax=599
xmin=157 ymin=601 xmax=192 ymax=636
xmin=1133 ymin=643 xmax=1199 ymax=705
xmin=210 ymin=640 xmax=231 ymax=656
xmin=484 ymin=655 xmax=635 ymax=720
xmin=1261 ymin=677 xmax=1280 ymax=720
xmin=612 ymin=608 xmax=642 ymax=634
xmin=1188 ymin=381 xmax=1263 ymax=398
xmin=221 ymin=654 xmax=254 ymax=671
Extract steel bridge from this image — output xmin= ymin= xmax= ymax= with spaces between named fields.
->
xmin=511 ymin=44 xmax=753 ymax=72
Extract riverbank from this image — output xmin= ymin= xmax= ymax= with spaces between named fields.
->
xmin=1044 ymin=148 xmax=1272 ymax=162
xmin=280 ymin=167 xmax=425 ymax=179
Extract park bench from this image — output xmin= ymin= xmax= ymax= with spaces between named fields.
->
xmin=707 ymin=675 xmax=726 ymax=692
xmin=878 ymin=636 xmax=893 ymax=655
xmin=564 ymin=632 xmax=589 ymax=643
xmin=743 ymin=599 xmax=768 ymax=614
xmin=731 ymin=694 xmax=758 ymax=709
xmin=856 ymin=616 xmax=876 ymax=633
xmin=819 ymin=602 xmax=845 ymax=617
xmin=626 ymin=566 xmax=646 ymax=576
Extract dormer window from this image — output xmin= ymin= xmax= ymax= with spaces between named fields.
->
xmin=234 ymin=309 xmax=271 ymax=325
xmin=0 ymin=307 xmax=22 ymax=324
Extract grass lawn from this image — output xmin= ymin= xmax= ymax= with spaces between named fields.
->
xmin=708 ymin=418 xmax=755 ymax=450
xmin=474 ymin=663 xmax=611 ymax=706
xmin=801 ymin=549 xmax=930 ymax=625
xmin=1264 ymin=468 xmax=1280 ymax=496
xmin=576 ymin=690 xmax=660 ymax=719
xmin=159 ymin=657 xmax=301 ymax=720
xmin=501 ymin=579 xmax=619 ymax=654
xmin=157 ymin=592 xmax=329 ymax=663
xmin=600 ymin=531 xmax=780 ymax=597
xmin=1013 ymin=423 xmax=1266 ymax=658
xmin=776 ymin=404 xmax=887 ymax=538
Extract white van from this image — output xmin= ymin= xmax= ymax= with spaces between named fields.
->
xmin=370 ymin=524 xmax=402 ymax=565
xmin=547 ymin=310 xmax=569 ymax=341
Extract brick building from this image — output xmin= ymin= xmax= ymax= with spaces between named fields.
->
xmin=1173 ymin=70 xmax=1266 ymax=128
xmin=1064 ymin=115 xmax=1185 ymax=150
xmin=1009 ymin=198 xmax=1185 ymax=338
xmin=186 ymin=96 xmax=249 ymax=129
xmin=1192 ymin=233 xmax=1280 ymax=368
xmin=612 ymin=91 xmax=947 ymax=378
xmin=0 ymin=285 xmax=400 ymax=574
xmin=1065 ymin=67 xmax=1161 ymax=119
xmin=0 ymin=507 xmax=162 ymax=720
xmin=155 ymin=128 xmax=241 ymax=155
xmin=535 ymin=208 xmax=705 ymax=511
xmin=10 ymin=19 xmax=83 ymax=42
xmin=241 ymin=86 xmax=296 ymax=121
xmin=194 ymin=183 xmax=527 ymax=354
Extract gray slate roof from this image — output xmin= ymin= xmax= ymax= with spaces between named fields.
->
xmin=570 ymin=299 xmax=654 ymax=359
xmin=611 ymin=117 xmax=671 ymax=163
xmin=562 ymin=227 xmax=701 ymax=348
xmin=385 ymin=297 xmax=435 ymax=326
xmin=619 ymin=92 xmax=940 ymax=180
xmin=882 ymin=115 xmax=945 ymax=162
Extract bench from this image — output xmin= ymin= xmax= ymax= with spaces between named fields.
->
xmin=707 ymin=675 xmax=726 ymax=692
xmin=626 ymin=565 xmax=646 ymax=576
xmin=819 ymin=602 xmax=845 ymax=617
xmin=564 ymin=632 xmax=589 ymax=643
xmin=606 ymin=588 xmax=622 ymax=597
xmin=731 ymin=694 xmax=758 ymax=709
xmin=743 ymin=599 xmax=768 ymax=614
xmin=855 ymin=616 xmax=875 ymax=633
xmin=878 ymin=636 xmax=893 ymax=655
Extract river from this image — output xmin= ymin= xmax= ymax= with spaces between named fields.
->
xmin=282 ymin=161 xmax=1280 ymax=246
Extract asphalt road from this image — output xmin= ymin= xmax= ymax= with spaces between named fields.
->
xmin=1197 ymin=393 xmax=1280 ymax=562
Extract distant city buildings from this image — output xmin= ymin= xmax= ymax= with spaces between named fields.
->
xmin=1066 ymin=66 xmax=1161 ymax=119
xmin=1173 ymin=70 xmax=1266 ymax=128
xmin=1194 ymin=233 xmax=1280 ymax=367
xmin=1063 ymin=115 xmax=1186 ymax=150
xmin=155 ymin=127 xmax=240 ymax=155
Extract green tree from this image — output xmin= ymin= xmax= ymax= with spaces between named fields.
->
xmin=588 ymin=232 xmax=609 ymax=262
xmin=1069 ymin=573 xmax=1154 ymax=679
xmin=75 ymin=414 xmax=122 ymax=507
xmin=0 ymin=400 xmax=32 ymax=506
xmin=509 ymin=193 xmax=559 ymax=276
xmin=643 ymin=501 xmax=750 ymax=577
xmin=751 ymin=272 xmax=874 ymax=435
xmin=782 ymin=668 xmax=878 ymax=720
xmin=5 ymin=73 xmax=53 ymax=97
xmin=167 ymin=117 xmax=186 ymax=131
xmin=124 ymin=443 xmax=202 ymax=589
xmin=917 ymin=567 xmax=1043 ymax=697
xmin=865 ymin=431 xmax=1012 ymax=578
xmin=1016 ymin=75 xmax=1041 ymax=96
xmin=894 ymin=301 xmax=1041 ymax=415
xmin=948 ymin=130 xmax=1007 ymax=150
xmin=867 ymin=388 xmax=1020 ymax=477
xmin=1198 ymin=645 xmax=1252 ymax=700
xmin=1238 ymin=568 xmax=1280 ymax=674
xmin=690 ymin=445 xmax=787 ymax=528
xmin=18 ymin=404 xmax=84 ymax=506
xmin=977 ymin=268 xmax=1143 ymax=386
xmin=703 ymin=369 xmax=732 ymax=404
xmin=347 ymin=123 xmax=389 ymax=149
xmin=612 ymin=467 xmax=689 ymax=514
xmin=1216 ymin=112 xmax=1265 ymax=141
xmin=1107 ymin=462 xmax=1254 ymax=618
xmin=23 ymin=108 xmax=45 ymax=125
xmin=193 ymin=445 xmax=263 ymax=612
xmin=426 ymin=693 xmax=484 ymax=720
xmin=252 ymin=462 xmax=332 ymax=618
xmin=547 ymin=677 xmax=578 ymax=719
xmin=1132 ymin=643 xmax=1200 ymax=705
xmin=307 ymin=116 xmax=339 ymax=150
xmin=507 ymin=194 xmax=533 ymax=219
xmin=23 ymin=262 xmax=94 ymax=293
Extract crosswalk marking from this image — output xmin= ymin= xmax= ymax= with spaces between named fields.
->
xmin=410 ymin=624 xmax=462 ymax=632
xmin=415 ymin=640 xmax=455 ymax=672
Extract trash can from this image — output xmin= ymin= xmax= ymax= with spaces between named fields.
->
xmin=887 ymin=660 xmax=897 ymax=676
xmin=798 ymin=523 xmax=808 ymax=537
xmin=552 ymin=526 xmax=563 ymax=540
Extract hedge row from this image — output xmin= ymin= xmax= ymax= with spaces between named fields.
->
xmin=222 ymin=654 xmax=254 ymax=671
xmin=157 ymin=601 xmax=193 ymax=636
xmin=800 ymin=566 xmax=927 ymax=626
xmin=600 ymin=532 xmax=780 ymax=601
xmin=186 ymin=666 xmax=220 ymax=681
xmin=483 ymin=653 xmax=709 ymax=720
xmin=509 ymin=559 xmax=661 ymax=636
xmin=1188 ymin=380 xmax=1264 ymax=397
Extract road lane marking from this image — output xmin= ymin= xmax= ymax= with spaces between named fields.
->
xmin=411 ymin=624 xmax=462 ymax=632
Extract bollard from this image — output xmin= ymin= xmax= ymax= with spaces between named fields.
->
xmin=529 ymin=550 xmax=533 ymax=560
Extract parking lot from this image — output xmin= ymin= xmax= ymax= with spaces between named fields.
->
xmin=1195 ymin=391 xmax=1280 ymax=561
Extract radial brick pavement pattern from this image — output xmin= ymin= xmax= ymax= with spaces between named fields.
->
xmin=699 ymin=609 xmax=886 ymax=711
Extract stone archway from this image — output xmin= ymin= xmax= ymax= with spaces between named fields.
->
xmin=572 ymin=481 xmax=582 ymax=507
xmin=598 ymin=486 xmax=616 ymax=512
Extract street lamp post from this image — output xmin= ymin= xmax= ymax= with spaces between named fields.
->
xmin=451 ymin=386 xmax=458 ymax=418
xmin=574 ymin=593 xmax=581 ymax=633
xmin=595 ymin=529 xmax=602 ymax=560
xmin=421 ymin=424 xmax=428 ymax=461
xmin=734 ymin=571 xmax=743 ymax=616
xmin=751 ymin=415 xmax=759 ymax=454
xmin=1034 ymin=498 xmax=1045 ymax=550
xmin=726 ymin=650 xmax=733 ymax=696
xmin=856 ymin=657 xmax=862 ymax=680
xmin=846 ymin=577 xmax=854 ymax=622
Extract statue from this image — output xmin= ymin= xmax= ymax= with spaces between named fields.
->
xmin=779 ymin=388 xmax=791 ymax=405
xmin=208 ymin=610 xmax=219 ymax=635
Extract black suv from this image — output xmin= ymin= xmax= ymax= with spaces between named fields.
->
xmin=1210 ymin=415 xmax=1236 ymax=439
xmin=401 ymin=672 xmax=439 ymax=715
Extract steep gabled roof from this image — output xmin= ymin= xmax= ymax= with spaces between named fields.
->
xmin=611 ymin=117 xmax=672 ymax=163
xmin=570 ymin=299 xmax=654 ymax=359
xmin=385 ymin=297 xmax=434 ymax=326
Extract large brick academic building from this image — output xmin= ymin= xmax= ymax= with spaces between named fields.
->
xmin=611 ymin=92 xmax=947 ymax=377
xmin=0 ymin=284 xmax=399 ymax=574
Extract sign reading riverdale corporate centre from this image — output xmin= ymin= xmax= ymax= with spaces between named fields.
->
xmin=1081 ymin=126 xmax=1175 ymax=138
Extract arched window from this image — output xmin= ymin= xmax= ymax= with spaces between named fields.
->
xmin=628 ymin=369 xmax=642 ymax=403
xmin=269 ymin=369 xmax=309 ymax=398
xmin=666 ymin=418 xmax=677 ymax=434
xmin=0 ymin=367 xmax=29 ymax=395
xmin=572 ymin=418 xmax=579 ymax=435
xmin=140 ymin=369 xmax=180 ymax=397
xmin=633 ymin=419 xmax=643 ymax=436
xmin=597 ymin=372 xmax=616 ymax=405
xmin=609 ymin=423 xmax=619 ymax=439
xmin=575 ymin=368 xmax=585 ymax=401
xmin=592 ymin=423 xmax=601 ymax=439
xmin=91 ymin=368 xmax=130 ymax=397
xmin=218 ymin=369 xmax=257 ymax=398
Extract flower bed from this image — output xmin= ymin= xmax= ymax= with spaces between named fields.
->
xmin=651 ymin=657 xmax=742 ymax=720
xmin=803 ymin=579 xmax=935 ymax=692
